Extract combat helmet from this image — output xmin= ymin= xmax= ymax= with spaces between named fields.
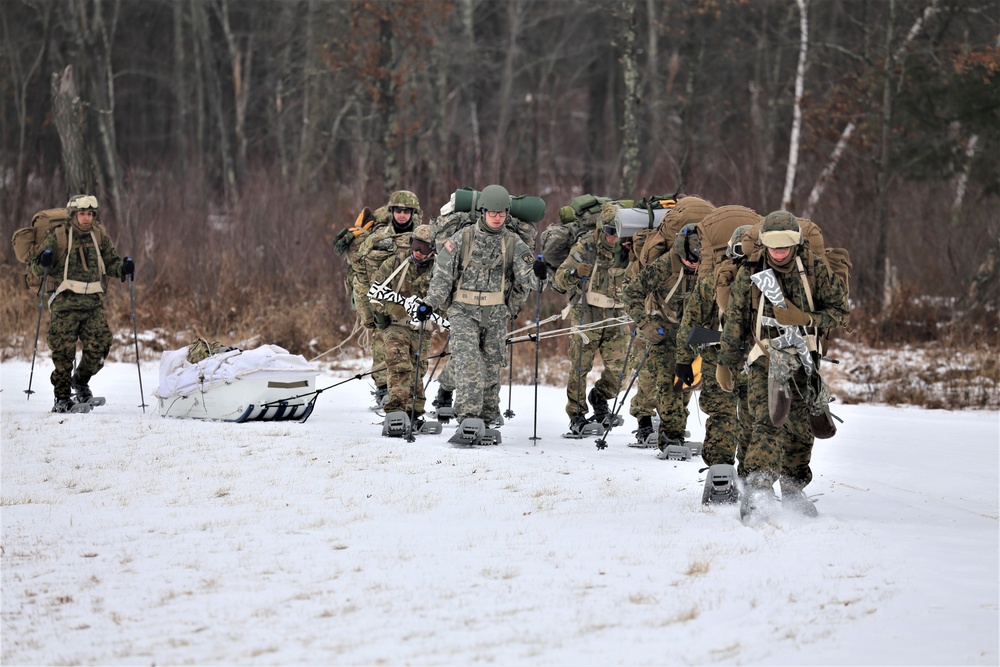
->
xmin=411 ymin=224 xmax=436 ymax=266
xmin=477 ymin=184 xmax=511 ymax=212
xmin=388 ymin=190 xmax=420 ymax=213
xmin=758 ymin=211 xmax=801 ymax=248
xmin=67 ymin=194 xmax=99 ymax=216
xmin=600 ymin=202 xmax=621 ymax=236
xmin=727 ymin=224 xmax=754 ymax=260
xmin=674 ymin=224 xmax=701 ymax=265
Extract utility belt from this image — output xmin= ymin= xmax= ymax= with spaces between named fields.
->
xmin=48 ymin=279 xmax=104 ymax=308
xmin=584 ymin=291 xmax=623 ymax=310
xmin=454 ymin=288 xmax=505 ymax=307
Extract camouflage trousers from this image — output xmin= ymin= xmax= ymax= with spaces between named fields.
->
xmin=565 ymin=320 xmax=629 ymax=417
xmin=435 ymin=352 xmax=456 ymax=393
xmin=697 ymin=358 xmax=749 ymax=475
xmin=447 ymin=307 xmax=509 ymax=422
xmin=354 ymin=282 xmax=387 ymax=388
xmin=646 ymin=339 xmax=690 ymax=442
xmin=743 ymin=359 xmax=815 ymax=490
xmin=381 ymin=323 xmax=431 ymax=416
xmin=46 ymin=306 xmax=112 ymax=400
xmin=628 ymin=344 xmax=658 ymax=419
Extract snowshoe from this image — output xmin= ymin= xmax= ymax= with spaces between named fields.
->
xmin=628 ymin=416 xmax=656 ymax=448
xmin=71 ymin=375 xmax=105 ymax=406
xmin=701 ymin=464 xmax=740 ymax=505
xmin=562 ymin=415 xmax=604 ymax=439
xmin=657 ymin=437 xmax=692 ymax=461
xmin=382 ymin=411 xmax=410 ymax=438
xmin=370 ymin=386 xmax=389 ymax=412
xmin=599 ymin=413 xmax=624 ymax=429
xmin=740 ymin=485 xmax=780 ymax=525
xmin=780 ymin=487 xmax=819 ymax=517
xmin=479 ymin=428 xmax=502 ymax=446
xmin=416 ymin=418 xmax=443 ymax=435
xmin=52 ymin=397 xmax=91 ymax=414
xmin=686 ymin=440 xmax=704 ymax=457
xmin=449 ymin=418 xmax=486 ymax=446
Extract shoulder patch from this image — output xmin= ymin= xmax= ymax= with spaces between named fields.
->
xmin=521 ymin=253 xmax=533 ymax=264
xmin=444 ymin=240 xmax=455 ymax=253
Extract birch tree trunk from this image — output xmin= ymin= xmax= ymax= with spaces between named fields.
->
xmin=781 ymin=0 xmax=809 ymax=211
xmin=619 ymin=0 xmax=640 ymax=195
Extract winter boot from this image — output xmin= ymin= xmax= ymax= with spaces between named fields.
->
xmin=630 ymin=415 xmax=655 ymax=448
xmin=52 ymin=397 xmax=75 ymax=413
xmin=71 ymin=374 xmax=93 ymax=403
xmin=432 ymin=387 xmax=453 ymax=409
xmin=780 ymin=482 xmax=819 ymax=518
xmin=568 ymin=414 xmax=590 ymax=435
xmin=740 ymin=475 xmax=779 ymax=523
xmin=588 ymin=388 xmax=609 ymax=423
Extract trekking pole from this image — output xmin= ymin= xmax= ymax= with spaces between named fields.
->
xmin=128 ymin=274 xmax=147 ymax=412
xmin=530 ymin=265 xmax=543 ymax=442
xmin=424 ymin=334 xmax=450 ymax=391
xmin=596 ymin=340 xmax=654 ymax=450
xmin=503 ymin=325 xmax=515 ymax=420
xmin=406 ymin=320 xmax=426 ymax=443
xmin=606 ymin=326 xmax=637 ymax=420
xmin=24 ymin=266 xmax=50 ymax=398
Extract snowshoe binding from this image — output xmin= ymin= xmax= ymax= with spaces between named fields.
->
xmin=740 ymin=479 xmax=780 ymax=525
xmin=431 ymin=388 xmax=454 ymax=423
xmin=383 ymin=411 xmax=443 ymax=437
xmin=52 ymin=397 xmax=91 ymax=414
xmin=370 ymin=386 xmax=389 ymax=412
xmin=701 ymin=464 xmax=740 ymax=505
xmin=71 ymin=375 xmax=105 ymax=407
xmin=628 ymin=416 xmax=656 ymax=448
xmin=449 ymin=418 xmax=486 ymax=446
xmin=780 ymin=487 xmax=819 ymax=518
xmin=562 ymin=415 xmax=604 ymax=439
xmin=656 ymin=436 xmax=692 ymax=461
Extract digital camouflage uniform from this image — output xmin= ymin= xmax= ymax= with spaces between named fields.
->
xmin=29 ymin=208 xmax=125 ymax=403
xmin=675 ymin=271 xmax=748 ymax=472
xmin=554 ymin=228 xmax=629 ymax=420
xmin=423 ymin=215 xmax=535 ymax=424
xmin=370 ymin=240 xmax=434 ymax=418
xmin=718 ymin=216 xmax=849 ymax=495
xmin=429 ymin=211 xmax=537 ymax=400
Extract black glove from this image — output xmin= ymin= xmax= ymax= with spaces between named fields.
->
xmin=673 ymin=362 xmax=695 ymax=392
xmin=121 ymin=257 xmax=135 ymax=282
xmin=373 ymin=311 xmax=391 ymax=329
xmin=533 ymin=255 xmax=548 ymax=280
xmin=415 ymin=302 xmax=433 ymax=322
xmin=38 ymin=249 xmax=54 ymax=268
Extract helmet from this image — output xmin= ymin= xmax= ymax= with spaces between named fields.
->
xmin=558 ymin=205 xmax=576 ymax=224
xmin=388 ymin=190 xmax=420 ymax=211
xmin=411 ymin=224 xmax=435 ymax=246
xmin=727 ymin=224 xmax=754 ymax=259
xmin=759 ymin=210 xmax=801 ymax=248
xmin=477 ymin=184 xmax=511 ymax=212
xmin=67 ymin=194 xmax=99 ymax=215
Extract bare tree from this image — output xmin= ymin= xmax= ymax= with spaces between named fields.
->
xmin=781 ymin=0 xmax=809 ymax=210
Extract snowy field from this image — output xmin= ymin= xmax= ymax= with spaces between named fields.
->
xmin=2 ymin=358 xmax=998 ymax=666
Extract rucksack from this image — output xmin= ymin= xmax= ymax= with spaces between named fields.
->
xmin=636 ymin=196 xmax=712 ymax=269
xmin=696 ymin=205 xmax=762 ymax=281
xmin=11 ymin=208 xmax=105 ymax=291
xmin=539 ymin=209 xmax=600 ymax=277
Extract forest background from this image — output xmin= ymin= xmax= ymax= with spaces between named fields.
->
xmin=0 ymin=0 xmax=997 ymax=409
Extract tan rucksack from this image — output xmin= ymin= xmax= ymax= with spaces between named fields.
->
xmin=11 ymin=208 xmax=105 ymax=291
xmin=696 ymin=205 xmax=762 ymax=281
xmin=637 ymin=196 xmax=714 ymax=269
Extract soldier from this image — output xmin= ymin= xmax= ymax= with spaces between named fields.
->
xmin=675 ymin=218 xmax=757 ymax=479
xmin=369 ymin=224 xmax=437 ymax=426
xmin=622 ymin=197 xmax=715 ymax=455
xmin=553 ymin=203 xmax=630 ymax=435
xmin=416 ymin=185 xmax=535 ymax=427
xmin=29 ymin=195 xmax=133 ymax=412
xmin=718 ymin=211 xmax=849 ymax=520
xmin=352 ymin=190 xmax=421 ymax=409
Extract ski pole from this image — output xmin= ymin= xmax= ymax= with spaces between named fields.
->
xmin=24 ymin=266 xmax=50 ymax=399
xmin=128 ymin=274 xmax=147 ymax=412
xmin=576 ymin=276 xmax=588 ymax=419
xmin=596 ymin=340 xmax=654 ymax=450
xmin=504 ymin=325 xmax=515 ymax=420
xmin=406 ymin=319 xmax=426 ymax=443
xmin=530 ymin=265 xmax=543 ymax=442
xmin=606 ymin=326 xmax=637 ymax=420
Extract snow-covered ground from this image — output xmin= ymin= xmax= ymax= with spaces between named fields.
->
xmin=2 ymin=358 xmax=998 ymax=665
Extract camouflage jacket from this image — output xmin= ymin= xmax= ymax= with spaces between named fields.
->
xmin=423 ymin=218 xmax=535 ymax=321
xmin=554 ymin=229 xmax=627 ymax=322
xmin=621 ymin=249 xmax=699 ymax=333
xmin=430 ymin=211 xmax=536 ymax=250
xmin=30 ymin=224 xmax=124 ymax=313
xmin=371 ymin=248 xmax=434 ymax=325
xmin=718 ymin=251 xmax=850 ymax=371
xmin=675 ymin=272 xmax=719 ymax=365
xmin=346 ymin=206 xmax=391 ymax=285
xmin=355 ymin=223 xmax=411 ymax=294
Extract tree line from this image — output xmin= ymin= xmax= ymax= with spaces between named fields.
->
xmin=1 ymin=0 xmax=997 ymax=352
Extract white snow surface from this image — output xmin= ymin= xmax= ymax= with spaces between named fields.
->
xmin=2 ymin=359 xmax=998 ymax=666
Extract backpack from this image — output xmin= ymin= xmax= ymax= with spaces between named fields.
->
xmin=539 ymin=209 xmax=600 ymax=277
xmin=11 ymin=208 xmax=105 ymax=291
xmin=696 ymin=205 xmax=762 ymax=281
xmin=636 ymin=196 xmax=711 ymax=269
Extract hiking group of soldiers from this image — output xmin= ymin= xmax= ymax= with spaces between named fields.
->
xmin=340 ymin=185 xmax=850 ymax=517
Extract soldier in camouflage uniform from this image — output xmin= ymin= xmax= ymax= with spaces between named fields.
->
xmin=622 ymin=197 xmax=715 ymax=453
xmin=427 ymin=195 xmax=538 ymax=415
xmin=352 ymin=190 xmax=421 ymax=407
xmin=370 ymin=224 xmax=437 ymax=423
xmin=675 ymin=220 xmax=756 ymax=474
xmin=29 ymin=195 xmax=132 ymax=412
xmin=417 ymin=185 xmax=536 ymax=426
xmin=554 ymin=204 xmax=630 ymax=434
xmin=718 ymin=211 xmax=849 ymax=517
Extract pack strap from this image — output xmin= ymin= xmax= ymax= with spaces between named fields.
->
xmin=50 ymin=228 xmax=105 ymax=308
xmin=454 ymin=226 xmax=510 ymax=307
xmin=584 ymin=259 xmax=624 ymax=310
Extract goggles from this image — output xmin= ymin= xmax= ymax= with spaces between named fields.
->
xmin=411 ymin=238 xmax=436 ymax=256
xmin=602 ymin=224 xmax=619 ymax=237
xmin=71 ymin=195 xmax=99 ymax=211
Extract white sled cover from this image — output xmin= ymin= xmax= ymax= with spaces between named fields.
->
xmin=155 ymin=344 xmax=319 ymax=422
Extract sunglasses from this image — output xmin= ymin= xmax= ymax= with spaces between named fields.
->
xmin=391 ymin=206 xmax=415 ymax=216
